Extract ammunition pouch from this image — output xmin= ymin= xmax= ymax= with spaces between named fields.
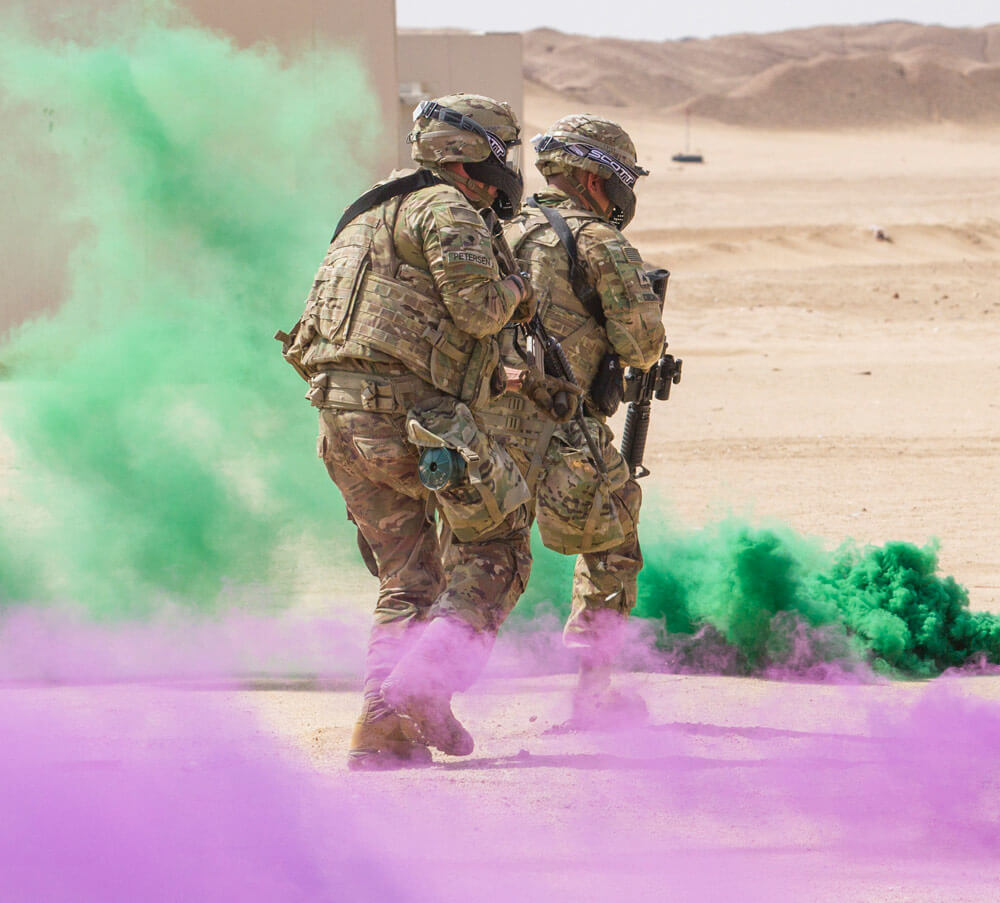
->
xmin=535 ymin=417 xmax=631 ymax=555
xmin=405 ymin=396 xmax=530 ymax=541
xmin=478 ymin=392 xmax=554 ymax=442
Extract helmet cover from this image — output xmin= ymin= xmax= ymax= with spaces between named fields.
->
xmin=409 ymin=93 xmax=524 ymax=218
xmin=533 ymin=114 xmax=648 ymax=228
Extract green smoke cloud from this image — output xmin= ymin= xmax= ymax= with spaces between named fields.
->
xmin=635 ymin=511 xmax=994 ymax=678
xmin=811 ymin=539 xmax=998 ymax=675
xmin=0 ymin=6 xmax=378 ymax=615
xmin=515 ymin=505 xmax=995 ymax=678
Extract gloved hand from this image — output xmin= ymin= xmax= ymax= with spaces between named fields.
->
xmin=504 ymin=271 xmax=536 ymax=324
xmin=520 ymin=369 xmax=583 ymax=422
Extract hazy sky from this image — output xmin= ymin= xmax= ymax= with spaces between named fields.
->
xmin=395 ymin=0 xmax=998 ymax=41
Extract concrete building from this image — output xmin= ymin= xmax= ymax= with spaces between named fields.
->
xmin=396 ymin=31 xmax=524 ymax=166
xmin=1 ymin=1 xmax=524 ymax=335
xmin=182 ymin=0 xmax=401 ymax=173
xmin=180 ymin=6 xmax=525 ymax=171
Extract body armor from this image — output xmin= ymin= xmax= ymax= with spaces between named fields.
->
xmin=286 ymin=180 xmax=503 ymax=408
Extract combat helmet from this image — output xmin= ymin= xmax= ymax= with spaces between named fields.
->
xmin=409 ymin=93 xmax=524 ymax=219
xmin=533 ymin=114 xmax=649 ymax=229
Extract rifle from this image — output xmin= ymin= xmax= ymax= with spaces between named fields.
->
xmin=524 ymin=312 xmax=607 ymax=477
xmin=482 ymin=209 xmax=607 ymax=477
xmin=620 ymin=343 xmax=682 ymax=479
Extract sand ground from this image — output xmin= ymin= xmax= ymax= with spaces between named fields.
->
xmin=3 ymin=90 xmax=1000 ymax=901
xmin=13 ymin=672 xmax=1000 ymax=901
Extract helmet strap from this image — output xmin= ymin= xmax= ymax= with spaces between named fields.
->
xmin=438 ymin=162 xmax=495 ymax=210
xmin=550 ymin=172 xmax=612 ymax=222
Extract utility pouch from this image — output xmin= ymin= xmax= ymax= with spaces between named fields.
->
xmin=405 ymin=396 xmax=530 ymax=541
xmin=589 ymin=351 xmax=624 ymax=417
xmin=535 ymin=417 xmax=631 ymax=555
xmin=275 ymin=322 xmax=310 ymax=383
xmin=646 ymin=267 xmax=670 ymax=306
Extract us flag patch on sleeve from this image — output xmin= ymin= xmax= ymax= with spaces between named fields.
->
xmin=623 ymin=246 xmax=643 ymax=264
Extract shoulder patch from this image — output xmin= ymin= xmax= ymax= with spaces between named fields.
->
xmin=623 ymin=246 xmax=643 ymax=264
xmin=529 ymin=228 xmax=562 ymax=248
xmin=448 ymin=205 xmax=486 ymax=226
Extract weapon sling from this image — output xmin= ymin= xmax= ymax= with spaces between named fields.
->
xmin=331 ymin=169 xmax=442 ymax=242
xmin=525 ymin=196 xmax=605 ymax=326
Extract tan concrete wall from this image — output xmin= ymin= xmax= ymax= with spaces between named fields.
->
xmin=0 ymin=0 xmax=399 ymax=337
xmin=396 ymin=32 xmax=524 ymax=167
xmin=182 ymin=0 xmax=399 ymax=172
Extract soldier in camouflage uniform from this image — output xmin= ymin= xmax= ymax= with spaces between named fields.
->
xmin=481 ymin=114 xmax=667 ymax=723
xmin=280 ymin=94 xmax=567 ymax=768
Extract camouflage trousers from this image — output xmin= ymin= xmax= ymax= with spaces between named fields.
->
xmin=563 ymin=474 xmax=643 ymax=653
xmin=318 ymin=408 xmax=532 ymax=695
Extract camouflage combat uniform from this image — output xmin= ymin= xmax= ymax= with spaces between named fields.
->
xmin=281 ymin=93 xmax=539 ymax=763
xmin=480 ymin=185 xmax=665 ymax=654
xmin=290 ymin=172 xmax=530 ymax=698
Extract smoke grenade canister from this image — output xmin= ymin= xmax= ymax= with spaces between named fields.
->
xmin=418 ymin=446 xmax=467 ymax=491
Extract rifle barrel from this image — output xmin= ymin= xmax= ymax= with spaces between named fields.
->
xmin=621 ymin=400 xmax=652 ymax=479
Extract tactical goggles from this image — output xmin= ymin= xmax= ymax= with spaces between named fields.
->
xmin=413 ymin=100 xmax=521 ymax=171
xmin=532 ymin=134 xmax=649 ymax=188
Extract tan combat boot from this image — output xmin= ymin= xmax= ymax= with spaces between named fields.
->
xmin=380 ymin=617 xmax=478 ymax=757
xmin=570 ymin=654 xmax=648 ymax=730
xmin=347 ymin=693 xmax=433 ymax=771
xmin=381 ymin=683 xmax=474 ymax=756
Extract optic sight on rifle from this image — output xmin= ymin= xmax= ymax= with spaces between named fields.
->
xmin=623 ymin=348 xmax=683 ymax=405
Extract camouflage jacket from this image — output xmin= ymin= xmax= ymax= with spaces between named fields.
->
xmin=288 ymin=169 xmax=522 ymax=407
xmin=496 ymin=188 xmax=665 ymax=419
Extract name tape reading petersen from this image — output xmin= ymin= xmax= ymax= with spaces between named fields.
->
xmin=446 ymin=250 xmax=493 ymax=267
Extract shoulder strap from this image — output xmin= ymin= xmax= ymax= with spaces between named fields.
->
xmin=332 ymin=169 xmax=443 ymax=242
xmin=526 ymin=195 xmax=605 ymax=327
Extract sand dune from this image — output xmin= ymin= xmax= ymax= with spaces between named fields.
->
xmin=633 ymin=220 xmax=1000 ymax=273
xmin=525 ymin=21 xmax=1000 ymax=126
xmin=690 ymin=54 xmax=1000 ymax=127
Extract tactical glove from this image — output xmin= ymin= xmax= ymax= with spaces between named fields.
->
xmin=504 ymin=271 xmax=537 ymax=324
xmin=520 ymin=369 xmax=583 ymax=423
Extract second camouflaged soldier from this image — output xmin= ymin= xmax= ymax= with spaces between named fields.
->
xmin=280 ymin=94 xmax=541 ymax=769
xmin=486 ymin=114 xmax=667 ymax=723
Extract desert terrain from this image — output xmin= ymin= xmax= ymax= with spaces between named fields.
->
xmin=281 ymin=93 xmax=1000 ymax=900
xmin=3 ymin=21 xmax=1000 ymax=903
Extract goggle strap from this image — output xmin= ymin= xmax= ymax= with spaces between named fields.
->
xmin=414 ymin=100 xmax=518 ymax=164
xmin=533 ymin=135 xmax=648 ymax=187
